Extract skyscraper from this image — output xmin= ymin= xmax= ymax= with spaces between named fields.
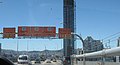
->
xmin=63 ymin=0 xmax=76 ymax=57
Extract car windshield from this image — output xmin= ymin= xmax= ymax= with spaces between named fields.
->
xmin=0 ymin=0 xmax=120 ymax=65
xmin=35 ymin=58 xmax=40 ymax=61
xmin=19 ymin=56 xmax=27 ymax=60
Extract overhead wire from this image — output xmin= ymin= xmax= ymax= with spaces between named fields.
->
xmin=101 ymin=32 xmax=120 ymax=48
xmin=102 ymin=32 xmax=120 ymax=40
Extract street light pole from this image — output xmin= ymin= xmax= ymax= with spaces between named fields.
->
xmin=27 ymin=40 xmax=29 ymax=54
xmin=72 ymin=33 xmax=84 ymax=52
xmin=60 ymin=22 xmax=63 ymax=52
xmin=17 ymin=40 xmax=19 ymax=56
xmin=71 ymin=33 xmax=85 ymax=65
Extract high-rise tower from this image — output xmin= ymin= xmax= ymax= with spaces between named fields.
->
xmin=63 ymin=0 xmax=76 ymax=57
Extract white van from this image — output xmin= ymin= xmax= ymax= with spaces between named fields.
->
xmin=18 ymin=55 xmax=31 ymax=65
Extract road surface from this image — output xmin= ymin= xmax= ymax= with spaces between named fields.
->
xmin=15 ymin=60 xmax=63 ymax=65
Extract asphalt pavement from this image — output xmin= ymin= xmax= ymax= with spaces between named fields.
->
xmin=15 ymin=60 xmax=63 ymax=65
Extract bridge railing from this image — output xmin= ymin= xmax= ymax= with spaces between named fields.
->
xmin=71 ymin=47 xmax=120 ymax=65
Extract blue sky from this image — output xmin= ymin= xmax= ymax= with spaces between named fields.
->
xmin=0 ymin=0 xmax=120 ymax=51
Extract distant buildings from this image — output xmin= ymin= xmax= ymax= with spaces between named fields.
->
xmin=76 ymin=36 xmax=104 ymax=55
xmin=83 ymin=36 xmax=103 ymax=53
xmin=76 ymin=36 xmax=119 ymax=62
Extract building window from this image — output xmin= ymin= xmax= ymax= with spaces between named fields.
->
xmin=48 ymin=27 xmax=53 ymax=31
xmin=30 ymin=27 xmax=32 ymax=31
xmin=22 ymin=27 xmax=26 ymax=31
xmin=34 ymin=27 xmax=39 ymax=31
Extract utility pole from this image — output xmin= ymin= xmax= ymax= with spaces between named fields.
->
xmin=27 ymin=40 xmax=29 ymax=55
xmin=44 ymin=44 xmax=47 ymax=59
xmin=17 ymin=40 xmax=19 ymax=56
xmin=0 ymin=43 xmax=1 ymax=56
xmin=108 ymin=39 xmax=111 ymax=48
xmin=116 ymin=37 xmax=120 ymax=63
xmin=117 ymin=37 xmax=120 ymax=47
